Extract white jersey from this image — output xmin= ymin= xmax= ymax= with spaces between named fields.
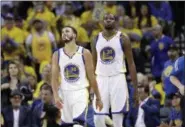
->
xmin=95 ymin=31 xmax=126 ymax=76
xmin=58 ymin=46 xmax=89 ymax=91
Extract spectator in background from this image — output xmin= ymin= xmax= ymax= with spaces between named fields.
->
xmin=32 ymin=84 xmax=54 ymax=127
xmin=1 ymin=61 xmax=21 ymax=108
xmin=55 ymin=1 xmax=66 ymax=16
xmin=125 ymin=1 xmax=140 ymax=20
xmin=162 ymin=45 xmax=179 ymax=99
xmin=148 ymin=2 xmax=174 ymax=37
xmin=126 ymin=85 xmax=160 ymax=127
xmin=1 ymin=89 xmax=30 ymax=127
xmin=27 ymin=74 xmax=37 ymax=93
xmin=1 ymin=13 xmax=25 ymax=62
xmin=26 ymin=19 xmax=56 ymax=80
xmin=81 ymin=1 xmax=95 ymax=28
xmin=104 ymin=1 xmax=117 ymax=15
xmin=136 ymin=73 xmax=149 ymax=87
xmin=134 ymin=4 xmax=158 ymax=32
xmin=13 ymin=55 xmax=36 ymax=81
xmin=42 ymin=104 xmax=62 ymax=127
xmin=26 ymin=2 xmax=56 ymax=33
xmin=14 ymin=16 xmax=29 ymax=41
xmin=1 ymin=54 xmax=8 ymax=78
xmin=33 ymin=63 xmax=51 ymax=99
xmin=1 ymin=4 xmax=12 ymax=28
xmin=116 ymin=5 xmax=127 ymax=28
xmin=148 ymin=24 xmax=174 ymax=83
xmin=152 ymin=78 xmax=166 ymax=106
xmin=170 ymin=56 xmax=185 ymax=127
xmin=170 ymin=56 xmax=185 ymax=95
xmin=122 ymin=16 xmax=145 ymax=73
xmin=81 ymin=1 xmax=97 ymax=50
xmin=44 ymin=1 xmax=54 ymax=12
xmin=169 ymin=93 xmax=183 ymax=127
xmin=148 ymin=2 xmax=173 ymax=23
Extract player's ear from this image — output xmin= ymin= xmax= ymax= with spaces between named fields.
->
xmin=73 ymin=34 xmax=77 ymax=39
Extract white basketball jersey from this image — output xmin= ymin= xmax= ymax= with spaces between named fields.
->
xmin=58 ymin=46 xmax=89 ymax=91
xmin=95 ymin=31 xmax=127 ymax=76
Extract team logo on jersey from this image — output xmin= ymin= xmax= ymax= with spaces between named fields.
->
xmin=64 ymin=64 xmax=80 ymax=82
xmin=100 ymin=47 xmax=115 ymax=64
xmin=158 ymin=43 xmax=164 ymax=50
xmin=38 ymin=40 xmax=46 ymax=50
xmin=164 ymin=65 xmax=173 ymax=77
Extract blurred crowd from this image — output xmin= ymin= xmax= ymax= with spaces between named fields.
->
xmin=1 ymin=1 xmax=185 ymax=127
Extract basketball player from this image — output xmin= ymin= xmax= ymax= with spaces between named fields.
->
xmin=51 ymin=26 xmax=103 ymax=127
xmin=91 ymin=13 xmax=138 ymax=127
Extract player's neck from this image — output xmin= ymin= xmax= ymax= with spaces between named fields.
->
xmin=64 ymin=41 xmax=77 ymax=52
xmin=103 ymin=29 xmax=117 ymax=37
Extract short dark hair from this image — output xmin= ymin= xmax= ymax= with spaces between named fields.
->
xmin=40 ymin=83 xmax=53 ymax=94
xmin=32 ymin=19 xmax=43 ymax=25
xmin=62 ymin=26 xmax=78 ymax=37
xmin=103 ymin=13 xmax=118 ymax=21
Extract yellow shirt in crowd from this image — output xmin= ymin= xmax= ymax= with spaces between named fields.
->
xmin=31 ymin=31 xmax=52 ymax=63
xmin=1 ymin=26 xmax=25 ymax=44
xmin=154 ymin=82 xmax=166 ymax=106
xmin=81 ymin=10 xmax=93 ymax=24
xmin=134 ymin=15 xmax=158 ymax=28
xmin=26 ymin=7 xmax=56 ymax=31
xmin=1 ymin=26 xmax=26 ymax=61
xmin=24 ymin=66 xmax=37 ymax=78
xmin=122 ymin=28 xmax=142 ymax=49
xmin=104 ymin=5 xmax=117 ymax=15
xmin=34 ymin=80 xmax=44 ymax=98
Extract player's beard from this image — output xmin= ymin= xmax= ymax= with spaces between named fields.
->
xmin=104 ymin=24 xmax=114 ymax=30
xmin=62 ymin=35 xmax=73 ymax=44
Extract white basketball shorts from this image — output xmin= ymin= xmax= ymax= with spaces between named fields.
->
xmin=93 ymin=73 xmax=129 ymax=115
xmin=59 ymin=88 xmax=89 ymax=125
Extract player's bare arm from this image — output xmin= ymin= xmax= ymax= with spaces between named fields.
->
xmin=122 ymin=34 xmax=138 ymax=105
xmin=51 ymin=51 xmax=63 ymax=109
xmin=170 ymin=76 xmax=185 ymax=95
xmin=91 ymin=36 xmax=98 ymax=69
xmin=83 ymin=49 xmax=103 ymax=111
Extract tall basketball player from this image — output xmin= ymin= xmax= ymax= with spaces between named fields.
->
xmin=51 ymin=26 xmax=103 ymax=127
xmin=91 ymin=13 xmax=138 ymax=127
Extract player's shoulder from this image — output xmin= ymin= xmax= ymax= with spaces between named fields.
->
xmin=120 ymin=31 xmax=129 ymax=41
xmin=119 ymin=31 xmax=130 ymax=46
xmin=53 ymin=48 xmax=62 ymax=57
xmin=82 ymin=47 xmax=91 ymax=55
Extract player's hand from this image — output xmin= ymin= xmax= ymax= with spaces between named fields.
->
xmin=96 ymin=98 xmax=103 ymax=111
xmin=55 ymin=96 xmax=63 ymax=109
